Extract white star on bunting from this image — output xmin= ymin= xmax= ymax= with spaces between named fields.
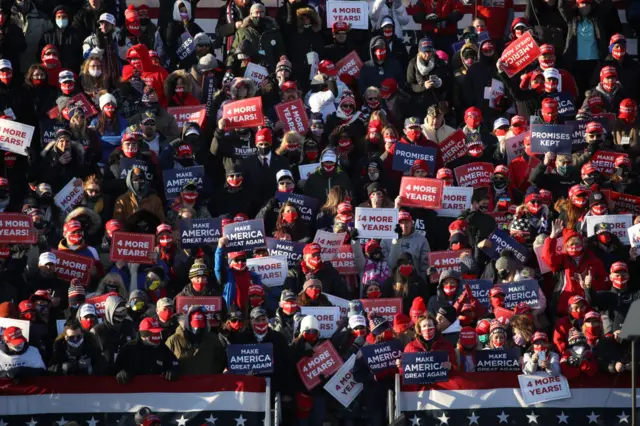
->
xmin=467 ymin=412 xmax=480 ymax=425
xmin=557 ymin=411 xmax=569 ymax=424
xmin=527 ymin=411 xmax=539 ymax=424
xmin=618 ymin=411 xmax=630 ymax=423
xmin=497 ymin=411 xmax=509 ymax=423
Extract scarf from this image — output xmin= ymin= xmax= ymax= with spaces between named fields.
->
xmin=416 ymin=57 xmax=435 ymax=76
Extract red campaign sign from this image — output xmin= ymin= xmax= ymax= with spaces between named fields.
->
xmin=175 ymin=296 xmax=223 ymax=327
xmin=591 ymin=151 xmax=629 ymax=175
xmin=47 ymin=93 xmax=99 ymax=119
xmin=500 ymin=33 xmax=541 ymax=78
xmin=593 ymin=113 xmax=616 ymax=127
xmin=454 ymin=162 xmax=493 ymax=188
xmin=274 ymin=99 xmax=309 ymax=134
xmin=86 ymin=292 xmax=119 ymax=318
xmin=330 ymin=244 xmax=357 ymax=275
xmin=0 ymin=213 xmax=36 ymax=244
xmin=167 ymin=105 xmax=207 ymax=130
xmin=399 ymin=177 xmax=444 ymax=210
xmin=222 ymin=97 xmax=264 ymax=129
xmin=360 ymin=298 xmax=402 ymax=324
xmin=296 ymin=340 xmax=344 ymax=391
xmin=439 ymin=130 xmax=467 ymax=164
xmin=428 ymin=249 xmax=471 ymax=282
xmin=52 ymin=249 xmax=94 ymax=285
xmin=609 ymin=191 xmax=640 ymax=215
xmin=109 ymin=231 xmax=156 ymax=264
xmin=494 ymin=306 xmax=515 ymax=324
xmin=335 ymin=51 xmax=363 ymax=79
xmin=488 ymin=211 xmax=514 ymax=230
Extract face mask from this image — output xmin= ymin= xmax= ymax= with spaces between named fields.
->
xmin=227 ymin=176 xmax=243 ymax=187
xmin=397 ymin=264 xmax=413 ymax=277
xmin=497 ymin=269 xmax=510 ymax=280
xmin=89 ymin=68 xmax=102 ymax=77
xmin=463 ymin=57 xmax=474 ymax=67
xmin=468 ymin=145 xmax=484 ymax=157
xmin=367 ymin=290 xmax=381 ymax=299
xmin=67 ymin=232 xmax=83 ymax=245
xmin=406 ymin=129 xmax=421 ymax=142
xmin=465 ymin=115 xmax=481 ymax=129
xmin=557 ymin=165 xmax=568 ymax=175
xmin=258 ymin=146 xmax=271 ymax=156
xmin=56 ymin=18 xmax=68 ymax=28
xmin=491 ymin=296 xmax=504 ymax=309
xmin=352 ymin=328 xmax=367 ymax=338
xmin=528 ymin=203 xmax=541 ymax=215
xmin=307 ymin=257 xmax=321 ymax=270
xmin=492 ymin=177 xmax=507 ymax=190
xmin=479 ymin=334 xmax=489 ymax=344
xmin=67 ymin=336 xmax=84 ymax=348
xmin=249 ymin=298 xmax=263 ymax=308
xmin=283 ymin=211 xmax=298 ymax=223
xmin=306 ymin=151 xmax=319 ymax=162
xmin=251 ymin=16 xmax=262 ymax=26
xmin=533 ymin=343 xmax=546 ymax=352
xmin=130 ymin=58 xmax=143 ymax=70
xmin=612 ymin=276 xmax=628 ymax=290
xmin=612 ymin=45 xmax=625 ymax=61
xmin=144 ymin=333 xmax=162 ymax=346
xmin=132 ymin=181 xmax=147 ymax=193
xmin=253 ymin=322 xmax=269 ymax=335
xmin=9 ymin=342 xmax=25 ymax=352
xmin=175 ymin=86 xmax=185 ymax=94
xmin=493 ymin=339 xmax=505 ymax=348
xmin=305 ymin=287 xmax=321 ymax=300
xmin=573 ymin=345 xmax=586 ymax=355
xmin=229 ymin=321 xmax=243 ymax=331
xmin=596 ymin=233 xmax=611 ymax=246
xmin=192 ymin=278 xmax=207 ymax=292
xmin=572 ymin=197 xmax=587 ymax=208
xmin=380 ymin=329 xmax=394 ymax=341
xmin=158 ymin=310 xmax=173 ymax=322
xmin=231 ymin=260 xmax=246 ymax=271
xmin=281 ymin=301 xmax=298 ymax=315
xmin=112 ymin=308 xmax=127 ymax=323
xmin=180 ymin=12 xmax=189 ymax=20
xmin=303 ymin=331 xmax=318 ymax=343
xmin=147 ymin=277 xmax=162 ymax=290
xmin=544 ymin=81 xmax=557 ymax=92
xmin=103 ymin=105 xmax=116 ymax=117
xmin=374 ymin=48 xmax=387 ymax=61
xmin=584 ymin=322 xmax=600 ymax=336
xmin=451 ymin=242 xmax=463 ymax=251
xmin=442 ymin=284 xmax=457 ymax=297
xmin=566 ymin=244 xmax=583 ymax=257
xmin=32 ymin=77 xmax=45 ymax=87
xmin=602 ymin=79 xmax=616 ymax=92
xmin=383 ymin=27 xmax=393 ymax=38
xmin=80 ymin=317 xmax=96 ymax=330
xmin=592 ymin=204 xmax=607 ymax=216
xmin=570 ymin=309 xmax=585 ymax=320
xmin=0 ymin=70 xmax=11 ymax=84
xmin=130 ymin=300 xmax=145 ymax=311
xmin=422 ymin=325 xmax=436 ymax=341
xmin=513 ymin=333 xmax=525 ymax=346
xmin=122 ymin=144 xmax=138 ymax=158
xmin=182 ymin=192 xmax=198 ymax=204
xmin=311 ymin=127 xmax=323 ymax=137
xmin=539 ymin=56 xmax=555 ymax=69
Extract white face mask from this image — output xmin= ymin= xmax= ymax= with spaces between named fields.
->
xmin=88 ymin=69 xmax=102 ymax=77
xmin=8 ymin=342 xmax=25 ymax=352
xmin=56 ymin=18 xmax=68 ymax=28
xmin=573 ymin=345 xmax=586 ymax=355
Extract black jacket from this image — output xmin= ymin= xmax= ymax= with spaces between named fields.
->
xmin=285 ymin=261 xmax=350 ymax=299
xmin=115 ymin=337 xmax=180 ymax=376
xmin=529 ymin=161 xmax=581 ymax=201
xmin=71 ymin=3 xmax=107 ymax=40
xmin=38 ymin=6 xmax=83 ymax=73
xmin=48 ymin=333 xmax=107 ymax=375
xmin=235 ymin=329 xmax=292 ymax=395
xmin=563 ymin=15 xmax=608 ymax=64
xmin=242 ymin=152 xmax=291 ymax=207
xmin=0 ymin=21 xmax=26 ymax=72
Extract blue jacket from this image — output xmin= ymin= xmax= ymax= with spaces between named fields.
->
xmin=216 ymin=246 xmax=264 ymax=308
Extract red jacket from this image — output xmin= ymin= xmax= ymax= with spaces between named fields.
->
xmin=407 ymin=0 xmax=464 ymax=36
xmin=121 ymin=44 xmax=169 ymax=107
xmin=508 ymin=154 xmax=537 ymax=197
xmin=403 ymin=335 xmax=457 ymax=390
xmin=475 ymin=0 xmax=514 ymax=40
xmin=168 ymin=93 xmax=200 ymax=107
xmin=552 ymin=314 xmax=595 ymax=354
xmin=560 ymin=350 xmax=598 ymax=379
xmin=398 ymin=135 xmax=444 ymax=173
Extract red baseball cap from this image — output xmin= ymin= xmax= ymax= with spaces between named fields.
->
xmin=459 ymin=326 xmax=477 ymax=346
xmin=436 ymin=168 xmax=453 ymax=179
xmin=3 ymin=326 xmax=26 ymax=346
xmin=189 ymin=311 xmax=207 ymax=329
xmin=398 ymin=211 xmax=412 ymax=222
xmin=139 ymin=317 xmax=163 ymax=333
xmin=303 ymin=243 xmax=321 ymax=256
xmin=611 ymin=261 xmax=628 ymax=273
xmin=380 ymin=78 xmax=397 ymax=99
xmin=585 ymin=122 xmax=603 ymax=134
xmin=229 ymin=250 xmax=247 ymax=260
xmin=280 ymin=81 xmax=297 ymax=91
xmin=332 ymin=21 xmax=349 ymax=33
xmin=318 ymin=60 xmax=337 ymax=77
xmin=568 ymin=295 xmax=585 ymax=306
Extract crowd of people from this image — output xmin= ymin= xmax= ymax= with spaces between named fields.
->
xmin=0 ymin=0 xmax=638 ymax=424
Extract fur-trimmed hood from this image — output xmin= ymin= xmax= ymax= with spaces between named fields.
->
xmin=172 ymin=0 xmax=191 ymax=21
xmin=296 ymin=7 xmax=322 ymax=33
xmin=240 ymin=15 xmax=278 ymax=30
xmin=229 ymin=77 xmax=257 ymax=99
xmin=66 ymin=206 xmax=102 ymax=236
xmin=96 ymin=273 xmax=128 ymax=299
xmin=164 ymin=69 xmax=193 ymax=99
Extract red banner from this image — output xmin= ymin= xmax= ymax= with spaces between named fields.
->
xmin=399 ymin=177 xmax=444 ymax=210
xmin=494 ymin=306 xmax=515 ymax=324
xmin=222 ymin=97 xmax=264 ymax=129
xmin=488 ymin=211 xmax=514 ymax=230
xmin=52 ymin=249 xmax=94 ymax=285
xmin=86 ymin=291 xmax=119 ymax=318
xmin=109 ymin=231 xmax=155 ymax=264
xmin=608 ymin=191 xmax=640 ymax=215
xmin=167 ymin=105 xmax=207 ymax=130
xmin=175 ymin=295 xmax=223 ymax=327
xmin=330 ymin=244 xmax=357 ymax=275
xmin=274 ymin=99 xmax=309 ymax=134
xmin=500 ymin=32 xmax=540 ymax=77
xmin=0 ymin=213 xmax=36 ymax=244
xmin=428 ymin=249 xmax=471 ymax=281
xmin=591 ymin=151 xmax=629 ymax=175
xmin=361 ymin=298 xmax=402 ymax=323
xmin=335 ymin=51 xmax=363 ymax=79
xmin=439 ymin=130 xmax=467 ymax=164
xmin=47 ymin=93 xmax=99 ymax=119
xmin=296 ymin=341 xmax=344 ymax=391
xmin=454 ymin=162 xmax=493 ymax=188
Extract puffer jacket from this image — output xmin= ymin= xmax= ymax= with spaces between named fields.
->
xmin=230 ymin=16 xmax=285 ymax=71
xmin=164 ymin=69 xmax=200 ymax=107
xmin=381 ymin=231 xmax=431 ymax=280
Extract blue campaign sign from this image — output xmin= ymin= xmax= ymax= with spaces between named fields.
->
xmin=401 ymin=351 xmax=449 ymax=385
xmin=498 ymin=279 xmax=540 ymax=309
xmin=163 ymin=166 xmax=205 ymax=200
xmin=452 ymin=31 xmax=490 ymax=52
xmin=100 ymin=135 xmax=122 ymax=165
xmin=360 ymin=340 xmax=403 ymax=373
xmin=392 ymin=144 xmax=437 ymax=173
xmin=41 ymin=118 xmax=67 ymax=146
xmin=180 ymin=218 xmax=222 ymax=248
xmin=266 ymin=237 xmax=305 ymax=268
xmin=529 ymin=124 xmax=573 ymax=154
xmin=482 ymin=228 xmax=529 ymax=264
xmin=475 ymin=348 xmax=522 ymax=372
xmin=223 ymin=219 xmax=266 ymax=251
xmin=226 ymin=343 xmax=274 ymax=374
xmin=119 ymin=158 xmax=155 ymax=182
xmin=459 ymin=279 xmax=493 ymax=308
xmin=568 ymin=116 xmax=611 ymax=153
xmin=275 ymin=192 xmax=319 ymax=223
xmin=550 ymin=92 xmax=576 ymax=118
xmin=176 ymin=32 xmax=195 ymax=61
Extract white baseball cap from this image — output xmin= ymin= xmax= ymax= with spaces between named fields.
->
xmin=99 ymin=13 xmax=116 ymax=25
xmin=543 ymin=68 xmax=560 ymax=80
xmin=58 ymin=70 xmax=74 ymax=83
xmin=38 ymin=252 xmax=57 ymax=266
xmin=321 ymin=150 xmax=337 ymax=163
xmin=0 ymin=59 xmax=11 ymax=70
xmin=79 ymin=304 xmax=97 ymax=318
xmin=276 ymin=169 xmax=293 ymax=182
xmin=493 ymin=117 xmax=510 ymax=131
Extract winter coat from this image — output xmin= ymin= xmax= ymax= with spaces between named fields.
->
xmin=359 ymin=36 xmax=405 ymax=97
xmin=112 ymin=168 xmax=166 ymax=223
xmin=71 ymin=3 xmax=106 ymax=39
xmin=164 ymin=1 xmax=203 ymax=70
xmin=0 ymin=21 xmax=27 ymax=74
xmin=522 ymin=350 xmax=561 ymax=375
xmin=164 ymin=69 xmax=200 ymax=107
xmin=242 ymin=152 xmax=291 ymax=208
xmin=35 ymin=140 xmax=87 ymax=193
xmin=406 ymin=54 xmax=449 ymax=111
xmin=269 ymin=308 xmax=296 ymax=343
xmin=586 ymin=287 xmax=640 ymax=332
xmin=116 ymin=337 xmax=180 ymax=376
xmin=285 ymin=260 xmax=350 ymax=299
xmin=529 ymin=162 xmax=581 ymax=202
xmin=370 ymin=0 xmax=410 ymax=40
xmin=129 ymin=107 xmax=180 ymax=141
xmin=48 ymin=332 xmax=107 ymax=376
xmin=381 ymin=231 xmax=431 ymax=280
xmin=215 ymin=0 xmax=251 ymax=60
xmin=11 ymin=4 xmax=53 ymax=74
xmin=406 ymin=0 xmax=463 ymax=36
xmin=215 ymin=247 xmax=264 ymax=309
xmin=0 ymin=345 xmax=46 ymax=378
xmin=559 ymin=347 xmax=598 ymax=378
xmin=286 ymin=7 xmax=325 ymax=84
xmin=402 ymin=335 xmax=457 ymax=391
xmin=582 ymin=84 xmax=630 ymax=114
xmin=231 ymin=16 xmax=285 ymax=72
xmin=563 ymin=15 xmax=608 ymax=64
xmin=90 ymin=295 xmax=137 ymax=371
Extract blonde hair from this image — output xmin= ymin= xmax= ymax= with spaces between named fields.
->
xmin=276 ymin=131 xmax=303 ymax=155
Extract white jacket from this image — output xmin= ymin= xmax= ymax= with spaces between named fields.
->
xmin=523 ymin=350 xmax=561 ymax=376
xmin=369 ymin=0 xmax=411 ymax=39
xmin=0 ymin=346 xmax=46 ymax=373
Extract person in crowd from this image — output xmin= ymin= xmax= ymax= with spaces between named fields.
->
xmin=523 ymin=331 xmax=561 ymax=375
xmin=49 ymin=320 xmax=106 ymax=375
xmin=0 ymin=326 xmax=46 ymax=379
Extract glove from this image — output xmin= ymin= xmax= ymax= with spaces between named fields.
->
xmin=116 ymin=370 xmax=131 ymax=385
xmin=163 ymin=370 xmax=178 ymax=381
xmin=608 ymin=363 xmax=617 ymax=374
xmin=61 ymin=362 xmax=75 ymax=376
xmin=567 ymin=356 xmax=580 ymax=368
xmin=426 ymin=266 xmax=438 ymax=277
xmin=426 ymin=13 xmax=439 ymax=21
xmin=394 ymin=224 xmax=403 ymax=240
xmin=352 ymin=335 xmax=366 ymax=349
xmin=348 ymin=228 xmax=359 ymax=242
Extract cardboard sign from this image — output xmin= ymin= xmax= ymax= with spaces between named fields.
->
xmin=505 ymin=133 xmax=526 ymax=163
xmin=436 ymin=186 xmax=473 ymax=217
xmin=179 ymin=218 xmax=222 ymax=248
xmin=500 ymin=33 xmax=540 ymax=77
xmin=567 ymin=118 xmax=610 ymax=153
xmin=244 ymin=63 xmax=269 ymax=85
xmin=326 ymin=1 xmax=369 ymax=30
xmin=488 ymin=211 xmax=514 ymax=231
xmin=428 ymin=250 xmax=471 ymax=281
xmin=48 ymin=93 xmax=99 ymax=119
xmin=498 ymin=279 xmax=541 ymax=309
xmin=266 ymin=238 xmax=305 ymax=268
xmin=609 ymin=191 xmax=640 ymax=216
xmin=52 ymin=249 xmax=94 ymax=285
xmin=86 ymin=292 xmax=118 ymax=318
xmin=176 ymin=32 xmax=195 ymax=60
xmin=118 ymin=158 xmax=154 ymax=181
xmin=529 ymin=124 xmax=573 ymax=154
xmin=296 ymin=340 xmax=344 ymax=391
xmin=298 ymin=163 xmax=319 ymax=180
xmin=440 ymin=130 xmax=467 ymax=164
xmin=591 ymin=151 xmax=629 ymax=175
xmin=534 ymin=237 xmax=563 ymax=274
xmin=518 ymin=373 xmax=571 ymax=405
xmin=0 ymin=118 xmax=34 ymax=156
xmin=459 ymin=279 xmax=493 ymax=308
xmin=162 ymin=166 xmax=205 ymax=201
xmin=175 ymin=295 xmax=223 ymax=327
xmin=201 ymin=74 xmax=217 ymax=118
xmin=324 ymin=293 xmax=350 ymax=319
xmin=222 ymin=219 xmax=266 ymax=251
xmin=300 ymin=306 xmax=340 ymax=338
xmin=324 ymin=354 xmax=363 ymax=408
xmin=226 ymin=343 xmax=274 ymax=374
xmin=222 ymin=97 xmax=264 ymax=129
xmin=399 ymin=177 xmax=444 ymax=210
xmin=482 ymin=228 xmax=529 ymax=264
xmin=0 ymin=318 xmax=30 ymax=341
xmin=585 ymin=214 xmax=633 ymax=245
xmin=110 ymin=231 xmax=155 ymax=264
xmin=54 ymin=178 xmax=84 ymax=216
xmin=475 ymin=348 xmax=522 ymax=372
xmin=0 ymin=213 xmax=36 ymax=244
xmin=392 ymin=144 xmax=438 ymax=173
xmin=628 ymin=223 xmax=640 ymax=250
xmin=313 ymin=230 xmax=346 ymax=261
xmin=360 ymin=340 xmax=403 ymax=373
xmin=274 ymin=99 xmax=310 ymax=134
xmin=275 ymin=192 xmax=318 ymax=223
xmin=246 ymin=256 xmax=288 ymax=287
xmin=167 ymin=105 xmax=206 ymax=130
xmin=401 ymin=351 xmax=449 ymax=385
xmin=335 ymin=51 xmax=363 ymax=79
xmin=550 ymin=92 xmax=576 ymax=118
xmin=355 ymin=207 xmax=398 ymax=239
xmin=330 ymin=244 xmax=357 ymax=275
xmin=454 ymin=162 xmax=493 ymax=188
xmin=361 ymin=298 xmax=402 ymax=323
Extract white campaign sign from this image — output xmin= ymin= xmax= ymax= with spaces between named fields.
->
xmin=298 ymin=163 xmax=319 ymax=180
xmin=505 ymin=132 xmax=526 ymax=163
xmin=0 ymin=317 xmax=30 ymax=341
xmin=324 ymin=354 xmax=363 ymax=408
xmin=244 ymin=63 xmax=269 ymax=85
xmin=436 ymin=186 xmax=473 ymax=217
xmin=585 ymin=214 xmax=633 ymax=245
xmin=325 ymin=293 xmax=350 ymax=319
xmin=354 ymin=207 xmax=398 ymax=239
xmin=0 ymin=118 xmax=35 ymax=156
xmin=246 ymin=256 xmax=288 ymax=287
xmin=54 ymin=178 xmax=84 ymax=216
xmin=518 ymin=373 xmax=571 ymax=405
xmin=300 ymin=306 xmax=340 ymax=338
xmin=326 ymin=1 xmax=369 ymax=30
xmin=314 ymin=230 xmax=346 ymax=261
xmin=489 ymin=79 xmax=505 ymax=109
xmin=534 ymin=237 xmax=563 ymax=275
xmin=627 ymin=223 xmax=640 ymax=250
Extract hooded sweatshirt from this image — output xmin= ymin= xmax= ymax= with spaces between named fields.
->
xmin=359 ymin=36 xmax=404 ymax=97
xmin=121 ymin=44 xmax=169 ymax=106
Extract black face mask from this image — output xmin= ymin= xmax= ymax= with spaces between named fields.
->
xmin=84 ymin=191 xmax=101 ymax=202
xmin=583 ymin=176 xmax=596 ymax=186
xmin=177 ymin=158 xmax=195 ymax=168
xmin=497 ymin=269 xmax=510 ymax=279
xmin=492 ymin=177 xmax=507 ymax=190
xmin=112 ymin=308 xmax=127 ymax=324
xmin=478 ymin=205 xmax=488 ymax=212
xmin=251 ymin=16 xmax=262 ymax=27
xmin=34 ymin=219 xmax=47 ymax=230
xmin=39 ymin=194 xmax=53 ymax=205
xmin=370 ymin=251 xmax=383 ymax=261
xmin=258 ymin=146 xmax=271 ymax=156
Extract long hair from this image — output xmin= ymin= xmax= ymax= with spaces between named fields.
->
xmin=95 ymin=90 xmax=119 ymax=135
xmin=80 ymin=56 xmax=106 ymax=95
xmin=554 ymin=198 xmax=585 ymax=231
xmin=276 ymin=131 xmax=303 ymax=156
xmin=320 ymin=186 xmax=350 ymax=215
xmin=274 ymin=201 xmax=303 ymax=239
xmin=24 ymin=64 xmax=47 ymax=87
